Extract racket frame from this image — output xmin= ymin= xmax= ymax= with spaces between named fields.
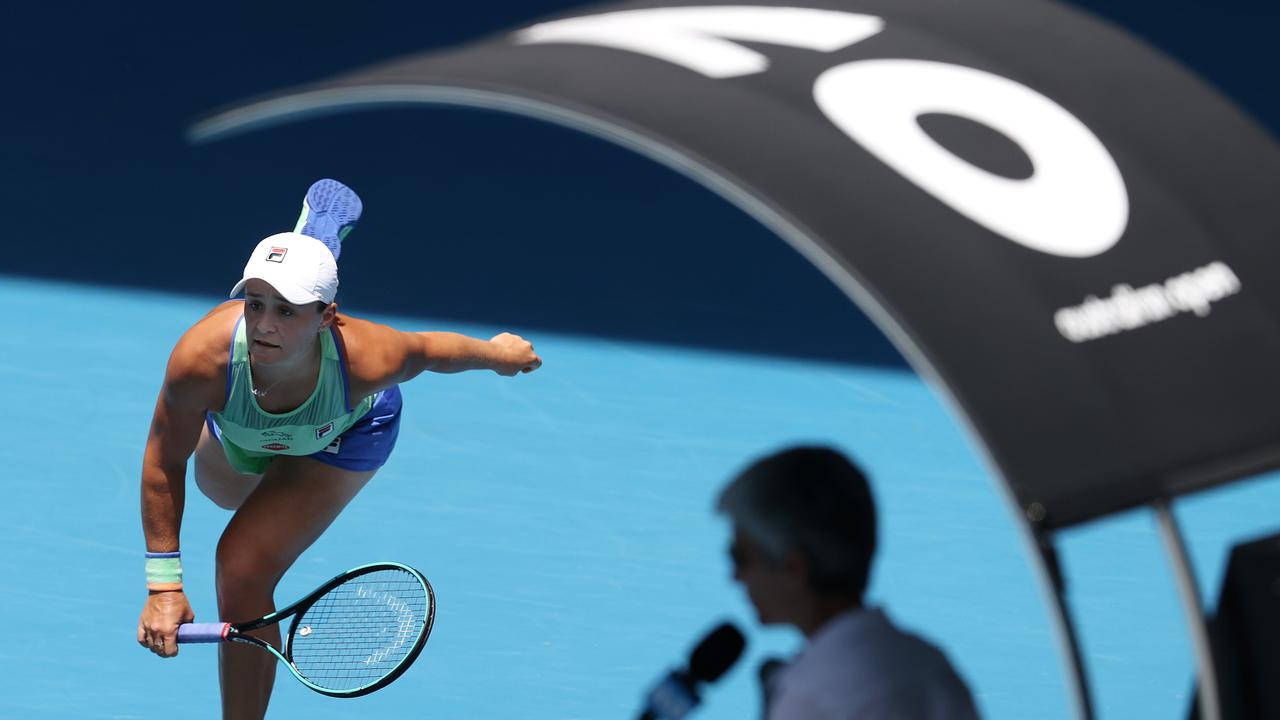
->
xmin=185 ymin=561 xmax=435 ymax=698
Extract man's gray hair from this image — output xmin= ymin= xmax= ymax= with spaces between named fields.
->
xmin=717 ymin=446 xmax=877 ymax=597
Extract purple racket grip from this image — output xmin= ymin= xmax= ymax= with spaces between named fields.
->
xmin=177 ymin=622 xmax=230 ymax=643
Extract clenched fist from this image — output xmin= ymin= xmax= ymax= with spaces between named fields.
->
xmin=488 ymin=333 xmax=542 ymax=376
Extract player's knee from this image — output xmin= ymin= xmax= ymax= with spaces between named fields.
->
xmin=214 ymin=539 xmax=281 ymax=612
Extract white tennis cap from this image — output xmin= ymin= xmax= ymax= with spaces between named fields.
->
xmin=229 ymin=232 xmax=338 ymax=305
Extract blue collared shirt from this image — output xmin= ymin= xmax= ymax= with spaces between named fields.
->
xmin=768 ymin=607 xmax=980 ymax=720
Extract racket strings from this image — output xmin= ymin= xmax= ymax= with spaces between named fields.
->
xmin=288 ymin=569 xmax=430 ymax=691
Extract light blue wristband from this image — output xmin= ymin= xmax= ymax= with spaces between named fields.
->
xmin=145 ymin=551 xmax=183 ymax=591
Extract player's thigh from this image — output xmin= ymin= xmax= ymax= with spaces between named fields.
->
xmin=216 ymin=455 xmax=377 ymax=589
xmin=193 ymin=423 xmax=262 ymax=510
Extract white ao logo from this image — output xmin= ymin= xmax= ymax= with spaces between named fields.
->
xmin=517 ymin=6 xmax=1129 ymax=258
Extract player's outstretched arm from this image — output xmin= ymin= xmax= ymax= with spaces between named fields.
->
xmin=412 ymin=331 xmax=542 ymax=377
xmin=339 ymin=316 xmax=543 ymax=392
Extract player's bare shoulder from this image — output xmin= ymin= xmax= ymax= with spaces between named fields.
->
xmin=164 ymin=301 xmax=240 ymax=407
xmin=332 ymin=312 xmax=417 ymax=396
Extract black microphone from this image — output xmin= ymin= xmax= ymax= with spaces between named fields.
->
xmin=636 ymin=622 xmax=747 ymax=720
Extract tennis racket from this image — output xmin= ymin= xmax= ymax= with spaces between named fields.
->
xmin=177 ymin=561 xmax=435 ymax=698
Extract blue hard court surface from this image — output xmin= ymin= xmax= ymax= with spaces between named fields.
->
xmin=1 ymin=275 xmax=1279 ymax=719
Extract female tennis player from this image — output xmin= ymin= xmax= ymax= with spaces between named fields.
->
xmin=136 ymin=180 xmax=541 ymax=718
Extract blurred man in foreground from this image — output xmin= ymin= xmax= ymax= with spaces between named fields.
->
xmin=718 ymin=446 xmax=980 ymax=720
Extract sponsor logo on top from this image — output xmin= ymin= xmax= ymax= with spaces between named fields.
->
xmin=316 ymin=421 xmax=335 ymax=440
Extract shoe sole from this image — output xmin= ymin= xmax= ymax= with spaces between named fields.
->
xmin=295 ymin=179 xmax=363 ymax=259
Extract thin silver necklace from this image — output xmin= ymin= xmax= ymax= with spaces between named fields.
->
xmin=250 ymin=370 xmax=288 ymax=398
xmin=251 ymin=378 xmax=287 ymax=398
xmin=248 ymin=356 xmax=292 ymax=398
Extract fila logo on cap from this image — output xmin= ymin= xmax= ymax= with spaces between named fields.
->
xmin=266 ymin=247 xmax=288 ymax=263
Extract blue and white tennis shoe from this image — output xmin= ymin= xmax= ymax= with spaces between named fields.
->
xmin=294 ymin=178 xmax=362 ymax=260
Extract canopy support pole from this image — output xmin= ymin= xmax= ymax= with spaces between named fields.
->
xmin=1153 ymin=499 xmax=1221 ymax=720
xmin=1035 ymin=531 xmax=1095 ymax=720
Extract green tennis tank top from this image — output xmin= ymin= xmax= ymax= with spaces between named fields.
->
xmin=210 ymin=317 xmax=374 ymax=471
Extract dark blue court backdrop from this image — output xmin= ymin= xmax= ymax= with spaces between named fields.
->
xmin=0 ymin=1 xmax=1275 ymax=364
